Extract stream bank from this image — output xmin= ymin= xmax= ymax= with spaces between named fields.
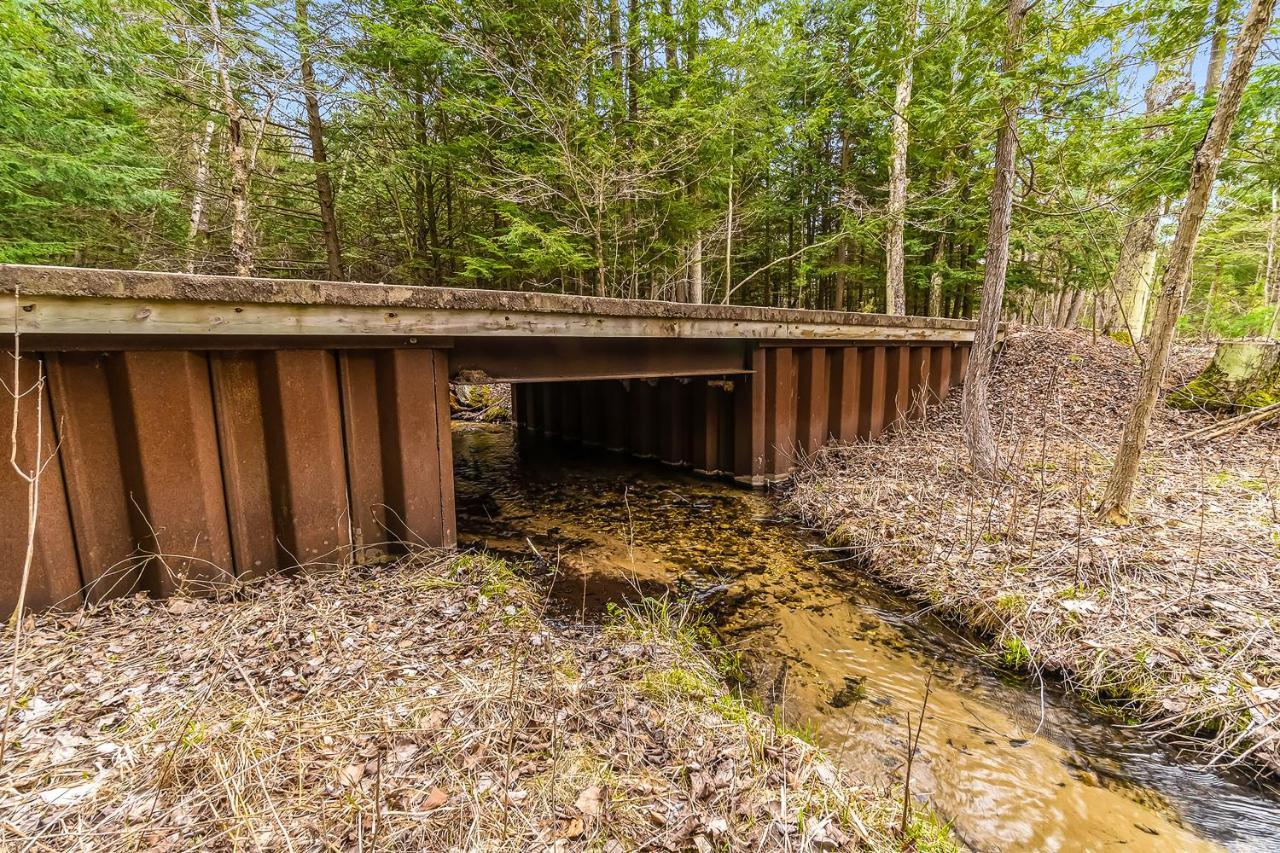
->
xmin=2 ymin=551 xmax=928 ymax=850
xmin=454 ymin=420 xmax=1280 ymax=851
xmin=789 ymin=329 xmax=1280 ymax=783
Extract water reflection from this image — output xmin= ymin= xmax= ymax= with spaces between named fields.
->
xmin=453 ymin=422 xmax=1280 ymax=852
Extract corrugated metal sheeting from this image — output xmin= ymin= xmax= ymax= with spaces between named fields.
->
xmin=0 ymin=349 xmax=454 ymax=615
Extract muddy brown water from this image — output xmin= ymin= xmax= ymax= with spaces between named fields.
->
xmin=451 ymin=422 xmax=1280 ymax=852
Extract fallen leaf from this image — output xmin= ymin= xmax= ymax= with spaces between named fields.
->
xmin=561 ymin=817 xmax=585 ymax=839
xmin=575 ymin=785 xmax=604 ymax=817
xmin=38 ymin=783 xmax=98 ymax=806
xmin=337 ymin=764 xmax=364 ymax=786
xmin=423 ymin=787 xmax=448 ymax=810
xmin=167 ymin=599 xmax=197 ymax=615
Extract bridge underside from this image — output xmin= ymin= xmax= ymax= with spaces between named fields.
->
xmin=0 ymin=265 xmax=980 ymax=615
xmin=511 ymin=343 xmax=968 ymax=483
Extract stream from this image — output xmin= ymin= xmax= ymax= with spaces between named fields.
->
xmin=451 ymin=421 xmax=1280 ymax=852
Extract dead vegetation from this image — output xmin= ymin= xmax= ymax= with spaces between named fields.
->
xmin=789 ymin=329 xmax=1280 ymax=780
xmin=451 ymin=382 xmax=512 ymax=423
xmin=0 ymin=550 xmax=939 ymax=851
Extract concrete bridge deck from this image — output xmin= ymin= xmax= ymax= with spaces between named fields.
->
xmin=0 ymin=265 xmax=979 ymax=614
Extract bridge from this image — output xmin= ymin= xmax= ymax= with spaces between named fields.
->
xmin=0 ymin=265 xmax=979 ymax=614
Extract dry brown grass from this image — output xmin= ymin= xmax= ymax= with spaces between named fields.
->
xmin=0 ymin=549 xmax=934 ymax=851
xmin=789 ymin=329 xmax=1280 ymax=780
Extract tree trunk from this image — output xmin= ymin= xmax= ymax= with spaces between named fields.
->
xmin=883 ymin=0 xmax=919 ymax=317
xmin=608 ymin=0 xmax=623 ymax=73
xmin=186 ymin=109 xmax=215 ymax=274
xmin=1111 ymin=69 xmax=1186 ymax=338
xmin=1113 ymin=207 xmax=1160 ymax=339
xmin=627 ymin=0 xmax=641 ymax=123
xmin=1264 ymin=184 xmax=1277 ymax=306
xmin=1051 ymin=287 xmax=1069 ymax=327
xmin=1170 ymin=340 xmax=1280 ymax=412
xmin=1097 ymin=0 xmax=1276 ymax=523
xmin=295 ymin=0 xmax=343 ymax=280
xmin=1202 ymin=260 xmax=1223 ymax=339
xmin=1205 ymin=0 xmax=1231 ymax=96
xmin=724 ymin=141 xmax=734 ymax=304
xmin=926 ymin=231 xmax=947 ymax=316
xmin=660 ymin=0 xmax=677 ymax=73
xmin=961 ymin=0 xmax=1029 ymax=478
xmin=410 ymin=88 xmax=437 ymax=284
xmin=833 ymin=130 xmax=850 ymax=311
xmin=595 ymin=222 xmax=607 ymax=298
xmin=1065 ymin=287 xmax=1086 ymax=328
xmin=209 ymin=0 xmax=253 ymax=276
xmin=689 ymin=232 xmax=703 ymax=303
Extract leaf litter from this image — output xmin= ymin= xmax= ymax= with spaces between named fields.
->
xmin=0 ymin=549 xmax=931 ymax=850
xmin=789 ymin=328 xmax=1280 ymax=781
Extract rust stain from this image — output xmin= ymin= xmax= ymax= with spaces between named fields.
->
xmin=0 ymin=353 xmax=81 ymax=615
xmin=1 ymin=337 xmax=975 ymax=613
xmin=46 ymin=353 xmax=139 ymax=602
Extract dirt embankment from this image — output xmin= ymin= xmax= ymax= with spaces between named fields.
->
xmin=789 ymin=330 xmax=1280 ymax=779
xmin=0 ymin=552 xmax=952 ymax=851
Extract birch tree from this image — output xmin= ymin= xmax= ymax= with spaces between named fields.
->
xmin=1096 ymin=0 xmax=1277 ymax=523
xmin=208 ymin=0 xmax=253 ymax=276
xmin=884 ymin=0 xmax=920 ymax=316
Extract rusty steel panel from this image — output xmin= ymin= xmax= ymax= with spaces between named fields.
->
xmin=826 ymin=347 xmax=860 ymax=443
xmin=763 ymin=347 xmax=797 ymax=476
xmin=579 ymin=382 xmax=603 ymax=447
xmin=885 ymin=346 xmax=912 ymax=428
xmin=603 ymin=380 xmax=628 ymax=451
xmin=929 ymin=346 xmax=953 ymax=404
xmin=909 ymin=346 xmax=930 ymax=418
xmin=0 ymin=354 xmax=82 ymax=616
xmin=259 ymin=351 xmax=352 ymax=566
xmin=516 ymin=383 xmax=539 ymax=433
xmin=210 ymin=352 xmax=281 ymax=579
xmin=858 ymin=346 xmax=888 ymax=439
xmin=658 ymin=379 xmax=690 ymax=466
xmin=540 ymin=382 xmax=561 ymax=438
xmin=628 ymin=380 xmax=656 ymax=458
xmin=112 ymin=350 xmax=233 ymax=596
xmin=690 ymin=381 xmax=720 ymax=474
xmin=559 ymin=379 xmax=583 ymax=443
xmin=375 ymin=349 xmax=455 ymax=548
xmin=45 ymin=353 xmax=139 ymax=601
xmin=796 ymin=347 xmax=829 ymax=455
xmin=430 ymin=349 xmax=457 ymax=548
xmin=338 ymin=352 xmax=390 ymax=555
xmin=733 ymin=350 xmax=767 ymax=483
xmin=715 ymin=382 xmax=736 ymax=475
xmin=951 ymin=345 xmax=970 ymax=390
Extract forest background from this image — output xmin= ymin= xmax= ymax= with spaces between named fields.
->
xmin=3 ymin=0 xmax=1278 ymax=338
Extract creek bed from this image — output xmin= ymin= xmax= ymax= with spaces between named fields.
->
xmin=452 ymin=422 xmax=1280 ymax=852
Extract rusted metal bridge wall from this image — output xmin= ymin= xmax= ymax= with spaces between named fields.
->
xmin=1 ymin=348 xmax=454 ymax=615
xmin=513 ymin=342 xmax=970 ymax=484
xmin=0 ymin=265 xmax=983 ymax=616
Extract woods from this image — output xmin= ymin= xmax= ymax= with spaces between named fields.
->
xmin=1 ymin=0 xmax=1275 ymax=323
xmin=6 ymin=0 xmax=1280 ymax=845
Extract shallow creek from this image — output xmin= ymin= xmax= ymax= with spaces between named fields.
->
xmin=452 ymin=422 xmax=1280 ymax=852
